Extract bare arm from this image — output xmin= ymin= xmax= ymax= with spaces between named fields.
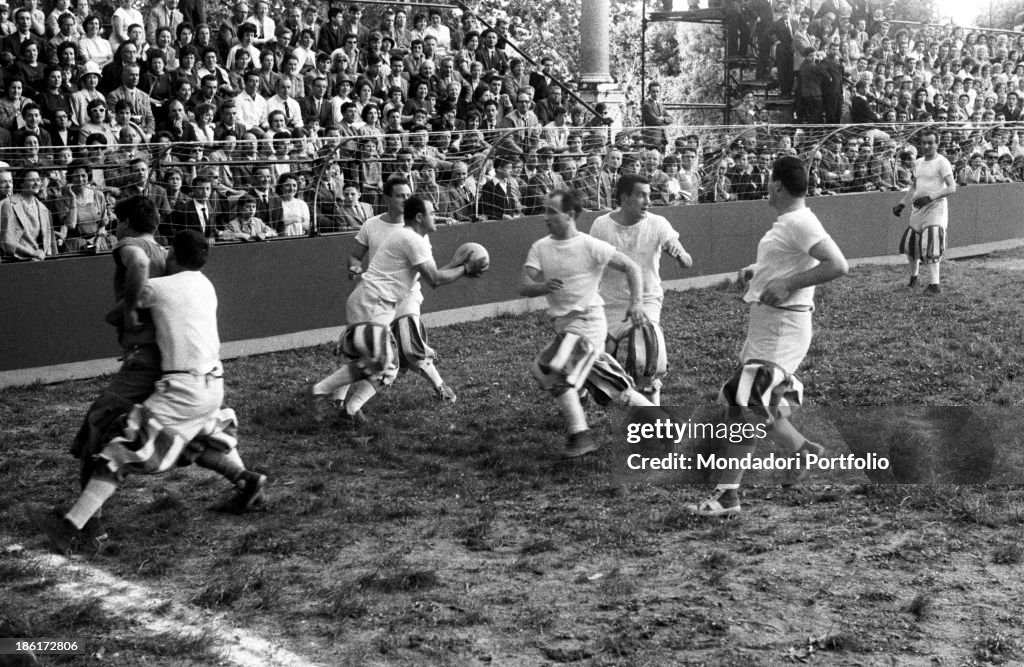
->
xmin=415 ymin=258 xmax=468 ymax=288
xmin=348 ymin=241 xmax=368 ymax=279
xmin=120 ymin=244 xmax=150 ymax=330
xmin=606 ymin=251 xmax=648 ymax=326
xmin=663 ymin=238 xmax=693 ymax=269
xmin=519 ymin=265 xmax=562 ymax=298
xmin=759 ymin=237 xmax=849 ymax=306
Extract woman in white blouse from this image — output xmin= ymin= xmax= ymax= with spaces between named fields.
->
xmin=78 ymin=15 xmax=114 ymax=68
xmin=277 ymin=172 xmax=310 ymax=236
xmin=110 ymin=0 xmax=143 ymax=52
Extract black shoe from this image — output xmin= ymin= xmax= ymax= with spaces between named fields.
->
xmin=908 ymin=275 xmax=919 ymax=287
xmin=82 ymin=516 xmax=108 ymax=544
xmin=28 ymin=507 xmax=91 ymax=555
xmin=339 ymin=409 xmax=368 ymax=428
xmin=563 ymin=430 xmax=599 ymax=458
xmin=923 ymin=284 xmax=942 ymax=295
xmin=234 ymin=471 xmax=267 ymax=513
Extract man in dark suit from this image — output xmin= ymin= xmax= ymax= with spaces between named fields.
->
xmin=0 ymin=8 xmax=44 ymax=63
xmin=821 ymin=42 xmax=844 ymax=124
xmin=213 ymin=101 xmax=248 ymax=140
xmin=535 ymin=85 xmax=566 ymax=127
xmin=169 ymin=174 xmax=221 ymax=239
xmin=317 ymin=7 xmax=346 ymax=56
xmin=771 ymin=4 xmax=798 ymax=98
xmin=796 ymin=47 xmax=826 ymax=124
xmin=299 ymin=76 xmax=334 ymax=130
xmin=640 ymin=82 xmax=671 ymax=150
xmin=247 ymin=165 xmax=284 ymax=233
xmin=850 ymin=80 xmax=879 ymax=123
xmin=528 ymin=56 xmax=555 ymax=102
xmin=479 ymin=155 xmax=520 ymax=219
xmin=475 ymin=29 xmax=508 ymax=75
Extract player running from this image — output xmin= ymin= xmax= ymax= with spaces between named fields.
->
xmin=590 ymin=174 xmax=692 ymax=405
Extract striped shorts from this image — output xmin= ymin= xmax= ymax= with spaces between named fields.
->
xmin=719 ymin=359 xmax=805 ymax=426
xmin=533 ymin=332 xmax=635 ymax=405
xmin=899 ymin=225 xmax=945 ymax=264
xmin=337 ymin=322 xmax=399 ymax=385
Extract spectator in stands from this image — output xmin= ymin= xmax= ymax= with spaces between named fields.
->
xmin=524 ymin=146 xmax=565 ymax=215
xmin=169 ymin=172 xmax=219 ymax=239
xmin=479 ymin=154 xmax=519 ymax=220
xmin=0 ymin=167 xmax=53 ymax=260
xmin=700 ymin=159 xmax=736 ymax=203
xmin=60 ymin=160 xmax=115 ymax=253
xmin=278 ymin=172 xmax=309 ymax=236
xmin=247 ymin=164 xmax=283 ymax=232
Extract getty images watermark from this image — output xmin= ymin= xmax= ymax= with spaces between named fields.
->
xmin=623 ymin=416 xmax=891 ymax=473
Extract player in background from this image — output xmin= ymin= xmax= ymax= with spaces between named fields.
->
xmin=893 ymin=129 xmax=956 ymax=295
xmin=520 ymin=189 xmax=663 ymax=458
xmin=687 ymin=156 xmax=848 ymax=516
xmin=590 ymin=174 xmax=693 ymax=405
xmin=331 ymin=177 xmax=458 ymax=413
xmin=309 ymin=196 xmax=485 ymax=424
xmin=32 ymin=231 xmax=267 ymax=554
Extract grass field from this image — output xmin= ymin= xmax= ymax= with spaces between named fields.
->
xmin=3 ymin=248 xmax=1024 ymax=666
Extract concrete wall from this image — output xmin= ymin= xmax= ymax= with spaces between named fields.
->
xmin=3 ymin=184 xmax=1022 ymax=385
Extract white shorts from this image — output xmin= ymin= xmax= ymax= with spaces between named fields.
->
xmin=739 ymin=303 xmax=813 ymax=375
xmin=552 ymin=306 xmax=608 ymax=351
xmin=346 ymin=282 xmax=398 ymax=325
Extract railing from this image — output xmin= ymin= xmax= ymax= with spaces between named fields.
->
xmin=1 ymin=120 xmax=1022 ymax=262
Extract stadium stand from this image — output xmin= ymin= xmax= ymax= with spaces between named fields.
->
xmin=2 ymin=0 xmax=1024 ymax=262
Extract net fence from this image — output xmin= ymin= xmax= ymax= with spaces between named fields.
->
xmin=1 ymin=120 xmax=1021 ymax=259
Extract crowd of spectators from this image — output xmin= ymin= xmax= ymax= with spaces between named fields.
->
xmin=2 ymin=0 xmax=1024 ymax=262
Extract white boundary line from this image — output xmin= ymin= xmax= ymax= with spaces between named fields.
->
xmin=19 ymin=550 xmax=323 ymax=667
xmin=3 ymin=239 xmax=1021 ymax=389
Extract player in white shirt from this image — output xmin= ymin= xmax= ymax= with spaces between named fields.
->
xmin=520 ymin=189 xmax=664 ymax=458
xmin=892 ymin=128 xmax=957 ymax=295
xmin=310 ymin=196 xmax=485 ymax=424
xmin=590 ymin=175 xmax=693 ymax=405
xmin=326 ymin=177 xmax=458 ymax=414
xmin=31 ymin=231 xmax=267 ymax=554
xmin=687 ymin=156 xmax=849 ymax=516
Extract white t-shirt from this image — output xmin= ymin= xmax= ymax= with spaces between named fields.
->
xmin=355 ymin=214 xmax=423 ymax=300
xmin=745 ymin=207 xmax=831 ymax=309
xmin=524 ymin=233 xmax=617 ymax=317
xmin=361 ymin=226 xmax=433 ymax=304
xmin=137 ymin=271 xmax=220 ymax=374
xmin=590 ymin=211 xmax=679 ymax=309
xmin=910 ymin=154 xmax=954 ymax=231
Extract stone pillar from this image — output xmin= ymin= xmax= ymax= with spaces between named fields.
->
xmin=580 ymin=0 xmax=612 ymax=85
xmin=578 ymin=0 xmax=627 ymax=127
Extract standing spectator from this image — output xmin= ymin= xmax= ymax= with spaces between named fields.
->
xmin=772 ymin=3 xmax=797 ymax=98
xmin=109 ymin=0 xmax=143 ymax=53
xmin=796 ymin=48 xmax=825 ymax=124
xmin=245 ymin=0 xmax=273 ymax=48
xmin=821 ymin=43 xmax=844 ymax=124
xmin=641 ymin=82 xmax=672 ymax=150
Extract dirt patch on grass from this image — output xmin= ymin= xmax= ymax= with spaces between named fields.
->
xmin=2 ymin=252 xmax=1024 ymax=664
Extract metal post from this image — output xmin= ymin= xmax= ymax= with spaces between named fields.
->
xmin=641 ymin=0 xmax=648 ymax=100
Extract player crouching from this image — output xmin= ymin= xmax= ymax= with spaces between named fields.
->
xmin=521 ymin=189 xmax=665 ymax=458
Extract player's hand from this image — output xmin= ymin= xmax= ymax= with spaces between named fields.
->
xmin=892 ymin=202 xmax=905 ymax=217
xmin=544 ymin=278 xmax=563 ymax=294
xmin=464 ymin=258 xmax=487 ymax=277
xmin=626 ymin=302 xmax=649 ymax=328
xmin=736 ymin=267 xmax=754 ymax=289
xmin=124 ymin=307 xmax=143 ymax=332
xmin=759 ymin=279 xmax=791 ymax=307
xmin=912 ymin=195 xmax=931 ymax=209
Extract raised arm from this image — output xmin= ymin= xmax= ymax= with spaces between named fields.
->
xmin=415 ymin=258 xmax=470 ymax=288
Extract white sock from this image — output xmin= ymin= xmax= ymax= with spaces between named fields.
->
xmin=924 ymin=261 xmax=940 ymax=285
xmin=414 ymin=360 xmax=445 ymax=389
xmin=617 ymin=388 xmax=652 ymax=408
xmin=714 ymin=484 xmax=739 ymax=492
xmin=909 ymin=259 xmax=920 ymax=277
xmin=65 ymin=477 xmax=118 ymax=529
xmin=331 ymin=384 xmax=351 ymax=402
xmin=313 ymin=363 xmax=360 ymax=396
xmin=345 ymin=380 xmax=378 ymax=414
xmin=555 ymin=389 xmax=588 ymax=434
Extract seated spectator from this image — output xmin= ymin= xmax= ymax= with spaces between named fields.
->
xmin=524 ymin=146 xmax=564 ymax=214
xmin=13 ymin=104 xmax=51 ymax=150
xmin=0 ymin=79 xmax=30 ymax=133
xmin=162 ymin=166 xmax=190 ymax=210
xmin=169 ymin=172 xmax=219 ymax=239
xmin=247 ymin=164 xmax=283 ymax=232
xmin=957 ymin=152 xmax=988 ymax=185
xmin=277 ymin=171 xmax=309 ymax=236
xmin=439 ymin=161 xmax=475 ymax=223
xmin=267 ymin=77 xmax=302 ymax=131
xmin=0 ymin=167 xmax=53 ymax=260
xmin=699 ymin=159 xmax=736 ymax=203
xmin=219 ymin=194 xmax=272 ymax=241
xmin=479 ymin=154 xmax=520 ymax=220
xmin=60 ymin=160 xmax=115 ymax=253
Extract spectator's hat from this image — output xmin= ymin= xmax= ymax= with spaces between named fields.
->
xmin=0 ymin=161 xmax=9 ymax=169
xmin=336 ymin=73 xmax=354 ymax=84
xmin=79 ymin=61 xmax=101 ymax=81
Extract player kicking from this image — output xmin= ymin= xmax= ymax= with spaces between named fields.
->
xmin=330 ymin=176 xmax=458 ymax=412
xmin=521 ymin=189 xmax=663 ymax=458
xmin=686 ymin=156 xmax=848 ymax=516
xmin=309 ymin=196 xmax=485 ymax=423
xmin=892 ymin=128 xmax=956 ymax=295
xmin=31 ymin=231 xmax=267 ymax=554
xmin=590 ymin=174 xmax=693 ymax=405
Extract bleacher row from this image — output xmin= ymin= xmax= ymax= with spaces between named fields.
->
xmin=2 ymin=119 xmax=1023 ymax=261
